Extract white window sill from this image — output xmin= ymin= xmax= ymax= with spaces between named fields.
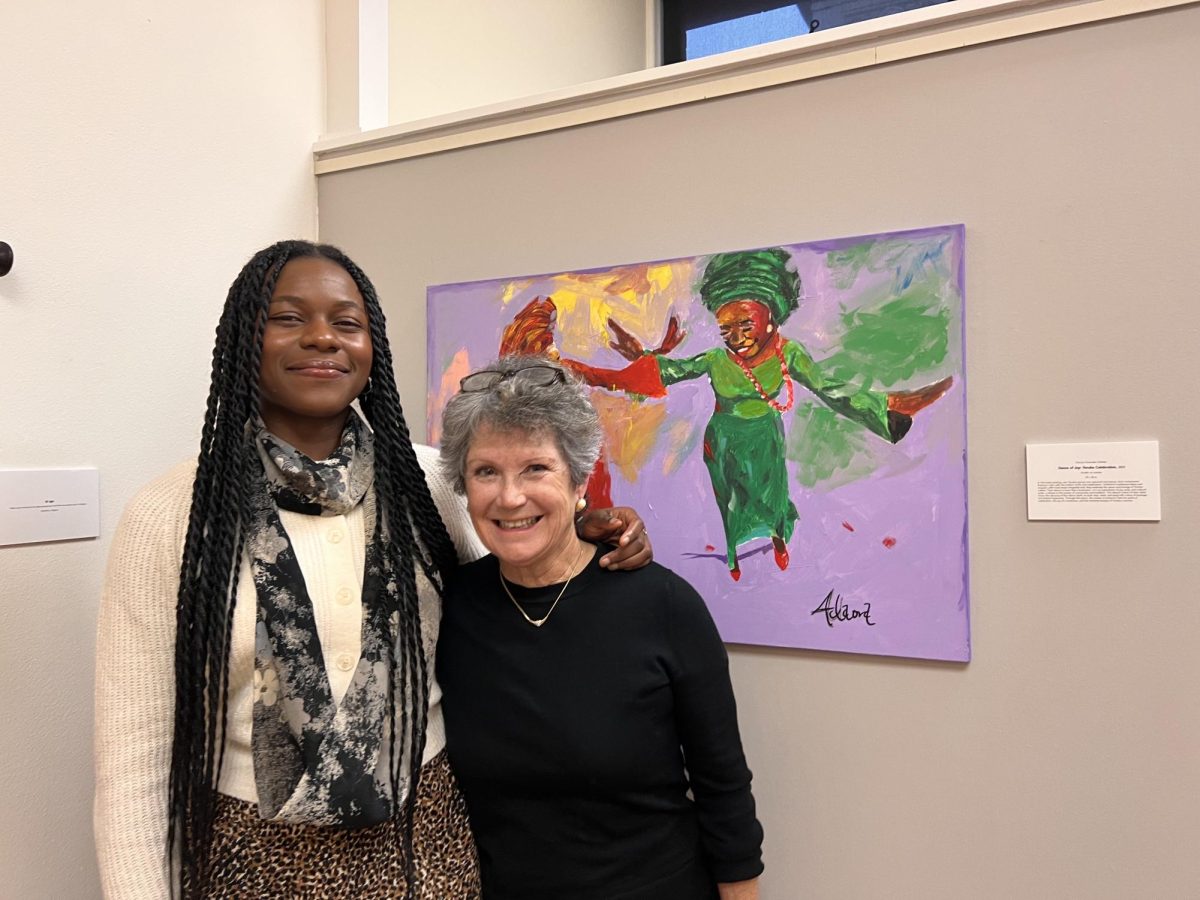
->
xmin=313 ymin=0 xmax=1191 ymax=175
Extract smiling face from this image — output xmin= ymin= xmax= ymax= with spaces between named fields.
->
xmin=464 ymin=424 xmax=587 ymax=586
xmin=716 ymin=299 xmax=775 ymax=361
xmin=258 ymin=256 xmax=373 ymax=454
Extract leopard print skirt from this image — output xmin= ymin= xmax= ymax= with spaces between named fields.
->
xmin=201 ymin=750 xmax=481 ymax=899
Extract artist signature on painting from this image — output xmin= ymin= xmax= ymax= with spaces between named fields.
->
xmin=811 ymin=590 xmax=876 ymax=627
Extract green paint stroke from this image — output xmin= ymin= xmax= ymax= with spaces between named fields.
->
xmin=826 ymin=239 xmax=916 ymax=291
xmin=826 ymin=235 xmax=950 ymax=293
xmin=787 ymin=238 xmax=954 ymax=488
xmin=827 ymin=284 xmax=950 ymax=386
xmin=786 ymin=403 xmax=874 ymax=488
xmin=826 ymin=243 xmax=875 ymax=290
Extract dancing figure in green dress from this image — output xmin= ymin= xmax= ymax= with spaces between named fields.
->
xmin=556 ymin=248 xmax=951 ymax=581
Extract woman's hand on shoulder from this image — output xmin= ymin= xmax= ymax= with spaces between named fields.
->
xmin=576 ymin=505 xmax=652 ymax=570
xmin=718 ymin=877 xmax=759 ymax=900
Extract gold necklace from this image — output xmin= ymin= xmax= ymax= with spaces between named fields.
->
xmin=499 ymin=544 xmax=588 ymax=628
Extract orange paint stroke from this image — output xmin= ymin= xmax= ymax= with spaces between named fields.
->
xmin=591 ymin=392 xmax=666 ymax=483
xmin=428 ymin=348 xmax=472 ymax=445
xmin=661 ymin=418 xmax=703 ymax=477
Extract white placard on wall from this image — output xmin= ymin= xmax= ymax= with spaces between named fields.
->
xmin=1026 ymin=441 xmax=1160 ymax=521
xmin=0 ymin=468 xmax=100 ymax=546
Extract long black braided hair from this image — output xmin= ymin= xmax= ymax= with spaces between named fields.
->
xmin=167 ymin=239 xmax=457 ymax=896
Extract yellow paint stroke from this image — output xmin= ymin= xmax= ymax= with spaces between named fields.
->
xmin=592 ymin=392 xmax=667 ymax=483
xmin=498 ymin=279 xmax=536 ymax=307
xmin=500 ymin=261 xmax=697 ymax=362
xmin=428 ymin=348 xmax=472 ymax=445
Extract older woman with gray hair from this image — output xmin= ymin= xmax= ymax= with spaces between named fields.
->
xmin=436 ymin=355 xmax=764 ymax=900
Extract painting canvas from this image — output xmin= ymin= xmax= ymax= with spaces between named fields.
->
xmin=427 ymin=225 xmax=969 ymax=662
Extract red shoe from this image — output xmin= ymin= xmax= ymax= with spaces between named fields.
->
xmin=730 ymin=565 xmax=742 ymax=582
xmin=772 ymin=537 xmax=790 ymax=571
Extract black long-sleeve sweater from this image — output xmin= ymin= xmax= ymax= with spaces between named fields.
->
xmin=437 ymin=547 xmax=764 ymax=899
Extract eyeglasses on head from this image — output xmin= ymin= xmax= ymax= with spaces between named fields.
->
xmin=459 ymin=364 xmax=567 ymax=393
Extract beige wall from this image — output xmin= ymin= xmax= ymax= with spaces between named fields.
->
xmin=317 ymin=6 xmax=1200 ymax=897
xmin=0 ymin=3 xmax=323 ymax=897
xmin=388 ymin=0 xmax=649 ymax=123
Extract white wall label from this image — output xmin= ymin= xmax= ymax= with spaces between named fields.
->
xmin=1026 ymin=441 xmax=1160 ymax=521
xmin=0 ymin=468 xmax=100 ymax=546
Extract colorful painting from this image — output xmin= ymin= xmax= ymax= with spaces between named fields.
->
xmin=427 ymin=225 xmax=969 ymax=662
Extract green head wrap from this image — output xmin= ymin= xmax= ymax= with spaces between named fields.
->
xmin=698 ymin=247 xmax=801 ymax=325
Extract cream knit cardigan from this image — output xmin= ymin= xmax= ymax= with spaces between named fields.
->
xmin=93 ymin=444 xmax=483 ymax=899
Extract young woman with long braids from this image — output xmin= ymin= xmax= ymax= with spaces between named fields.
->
xmin=93 ymin=240 xmax=651 ymax=898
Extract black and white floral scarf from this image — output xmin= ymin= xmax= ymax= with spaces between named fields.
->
xmin=246 ymin=411 xmax=402 ymax=828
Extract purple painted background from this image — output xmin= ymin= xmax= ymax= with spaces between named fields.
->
xmin=427 ymin=225 xmax=969 ymax=662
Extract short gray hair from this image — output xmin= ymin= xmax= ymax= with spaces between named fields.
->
xmin=439 ymin=355 xmax=603 ymax=493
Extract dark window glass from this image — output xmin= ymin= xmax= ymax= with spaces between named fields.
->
xmin=662 ymin=0 xmax=953 ymax=64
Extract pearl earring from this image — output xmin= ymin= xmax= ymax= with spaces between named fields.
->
xmin=575 ymin=497 xmax=587 ymax=513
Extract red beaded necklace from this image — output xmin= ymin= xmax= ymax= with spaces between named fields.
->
xmin=729 ymin=339 xmax=794 ymax=413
